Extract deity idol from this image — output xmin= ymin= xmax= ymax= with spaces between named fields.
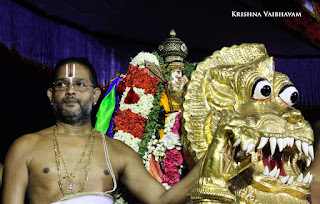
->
xmin=158 ymin=29 xmax=189 ymax=112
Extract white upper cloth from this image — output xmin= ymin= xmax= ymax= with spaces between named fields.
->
xmin=51 ymin=192 xmax=114 ymax=204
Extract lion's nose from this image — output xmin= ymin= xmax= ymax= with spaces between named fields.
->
xmin=281 ymin=107 xmax=303 ymax=124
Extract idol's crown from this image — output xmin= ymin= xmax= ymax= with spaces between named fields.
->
xmin=158 ymin=29 xmax=188 ymax=64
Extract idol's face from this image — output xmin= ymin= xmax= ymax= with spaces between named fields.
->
xmin=171 ymin=69 xmax=182 ymax=82
xmin=47 ymin=62 xmax=101 ymax=126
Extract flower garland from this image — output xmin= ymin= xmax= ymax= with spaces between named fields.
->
xmin=138 ymin=82 xmax=165 ymax=159
xmin=112 ymin=52 xmax=163 ymax=203
xmin=114 ymin=109 xmax=147 ymax=140
xmin=113 ymin=52 xmax=160 ymax=150
xmin=112 ymin=51 xmax=185 ymax=202
xmin=160 ymin=111 xmax=184 ymax=187
xmin=113 ymin=130 xmax=141 ymax=152
xmin=119 ymin=87 xmax=155 ymax=118
xmin=131 ymin=51 xmax=160 ymax=68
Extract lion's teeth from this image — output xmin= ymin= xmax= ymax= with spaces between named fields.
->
xmin=302 ymin=142 xmax=309 ymax=157
xmin=233 ymin=139 xmax=241 ymax=147
xmin=257 ymin=137 xmax=268 ymax=149
xmin=297 ymin=173 xmax=303 ymax=182
xmin=263 ymin=166 xmax=269 ymax=176
xmin=309 ymin=174 xmax=313 ymax=184
xmin=295 ymin=140 xmax=302 ymax=152
xmin=288 ymin=176 xmax=294 ymax=184
xmin=280 ymin=175 xmax=289 ymax=184
xmin=275 ymin=168 xmax=280 ymax=179
xmin=246 ymin=143 xmax=255 ymax=154
xmin=269 ymin=166 xmax=278 ymax=177
xmin=306 ymin=156 xmax=312 ymax=167
xmin=303 ymin=172 xmax=311 ymax=183
xmin=308 ymin=145 xmax=314 ymax=160
xmin=251 ymin=153 xmax=255 ymax=162
xmin=242 ymin=140 xmax=248 ymax=152
xmin=283 ymin=137 xmax=289 ymax=148
xmin=289 ymin=137 xmax=294 ymax=147
xmin=277 ymin=138 xmax=284 ymax=152
xmin=270 ymin=137 xmax=277 ymax=155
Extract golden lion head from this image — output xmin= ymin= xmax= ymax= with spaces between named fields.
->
xmin=183 ymin=43 xmax=314 ymax=203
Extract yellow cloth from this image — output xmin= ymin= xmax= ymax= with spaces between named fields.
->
xmin=158 ymin=91 xmax=181 ymax=139
xmin=159 ymin=91 xmax=180 ymax=113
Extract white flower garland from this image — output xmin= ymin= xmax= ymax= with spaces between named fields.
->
xmin=143 ymin=111 xmax=182 ymax=166
xmin=162 ymin=111 xmax=182 ymax=150
xmin=152 ymin=138 xmax=166 ymax=161
xmin=114 ymin=130 xmax=141 ymax=152
xmin=119 ymin=87 xmax=154 ymax=118
xmin=131 ymin=51 xmax=160 ymax=67
xmin=163 ymin=132 xmax=181 ymax=150
xmin=142 ymin=134 xmax=167 ymax=171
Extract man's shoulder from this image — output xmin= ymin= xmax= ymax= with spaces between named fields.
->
xmin=10 ymin=126 xmax=53 ymax=152
xmin=105 ymin=135 xmax=137 ymax=153
xmin=99 ymin=135 xmax=141 ymax=162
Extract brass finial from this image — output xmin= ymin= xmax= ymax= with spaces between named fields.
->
xmin=170 ymin=29 xmax=176 ymax=37
xmin=158 ymin=29 xmax=188 ymax=64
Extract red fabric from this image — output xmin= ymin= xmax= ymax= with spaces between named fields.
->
xmin=281 ymin=2 xmax=320 ymax=48
xmin=124 ymin=88 xmax=140 ymax=104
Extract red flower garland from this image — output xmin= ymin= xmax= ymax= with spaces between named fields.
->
xmin=114 ymin=109 xmax=147 ymax=139
xmin=123 ymin=64 xmax=159 ymax=95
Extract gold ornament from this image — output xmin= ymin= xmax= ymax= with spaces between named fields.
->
xmin=182 ymin=43 xmax=314 ymax=203
xmin=53 ymin=126 xmax=95 ymax=196
xmin=158 ymin=29 xmax=188 ymax=65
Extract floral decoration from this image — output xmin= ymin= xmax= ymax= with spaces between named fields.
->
xmin=119 ymin=87 xmax=155 ymax=118
xmin=114 ymin=109 xmax=147 ymax=139
xmin=131 ymin=51 xmax=160 ymax=68
xmin=160 ymin=111 xmax=184 ymax=187
xmin=111 ymin=51 xmax=185 ymax=202
xmin=113 ymin=130 xmax=141 ymax=152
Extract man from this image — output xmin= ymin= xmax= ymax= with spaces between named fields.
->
xmin=2 ymin=57 xmax=201 ymax=204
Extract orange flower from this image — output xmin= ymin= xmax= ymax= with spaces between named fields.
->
xmin=114 ymin=109 xmax=147 ymax=139
xmin=123 ymin=64 xmax=159 ymax=95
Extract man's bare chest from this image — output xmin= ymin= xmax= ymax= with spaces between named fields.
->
xmin=27 ymin=138 xmax=118 ymax=191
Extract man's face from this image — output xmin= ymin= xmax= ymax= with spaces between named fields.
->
xmin=47 ymin=62 xmax=100 ymax=126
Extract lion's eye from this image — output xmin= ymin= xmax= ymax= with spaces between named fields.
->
xmin=278 ymin=84 xmax=299 ymax=106
xmin=251 ymin=78 xmax=272 ymax=100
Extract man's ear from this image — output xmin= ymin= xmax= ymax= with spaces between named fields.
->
xmin=93 ymin=88 xmax=101 ymax=104
xmin=47 ymin=88 xmax=53 ymax=104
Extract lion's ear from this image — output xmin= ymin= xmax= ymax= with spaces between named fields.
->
xmin=205 ymin=68 xmax=238 ymax=110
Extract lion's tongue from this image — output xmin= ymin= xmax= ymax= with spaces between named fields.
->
xmin=262 ymin=146 xmax=286 ymax=176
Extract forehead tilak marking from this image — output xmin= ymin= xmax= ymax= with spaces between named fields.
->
xmin=65 ymin=63 xmax=76 ymax=83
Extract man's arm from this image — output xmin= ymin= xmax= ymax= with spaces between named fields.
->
xmin=120 ymin=144 xmax=201 ymax=204
xmin=2 ymin=135 xmax=31 ymax=204
xmin=157 ymin=159 xmax=201 ymax=204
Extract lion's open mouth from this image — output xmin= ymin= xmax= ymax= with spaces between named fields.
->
xmin=234 ymin=136 xmax=314 ymax=185
xmin=259 ymin=136 xmax=313 ymax=184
